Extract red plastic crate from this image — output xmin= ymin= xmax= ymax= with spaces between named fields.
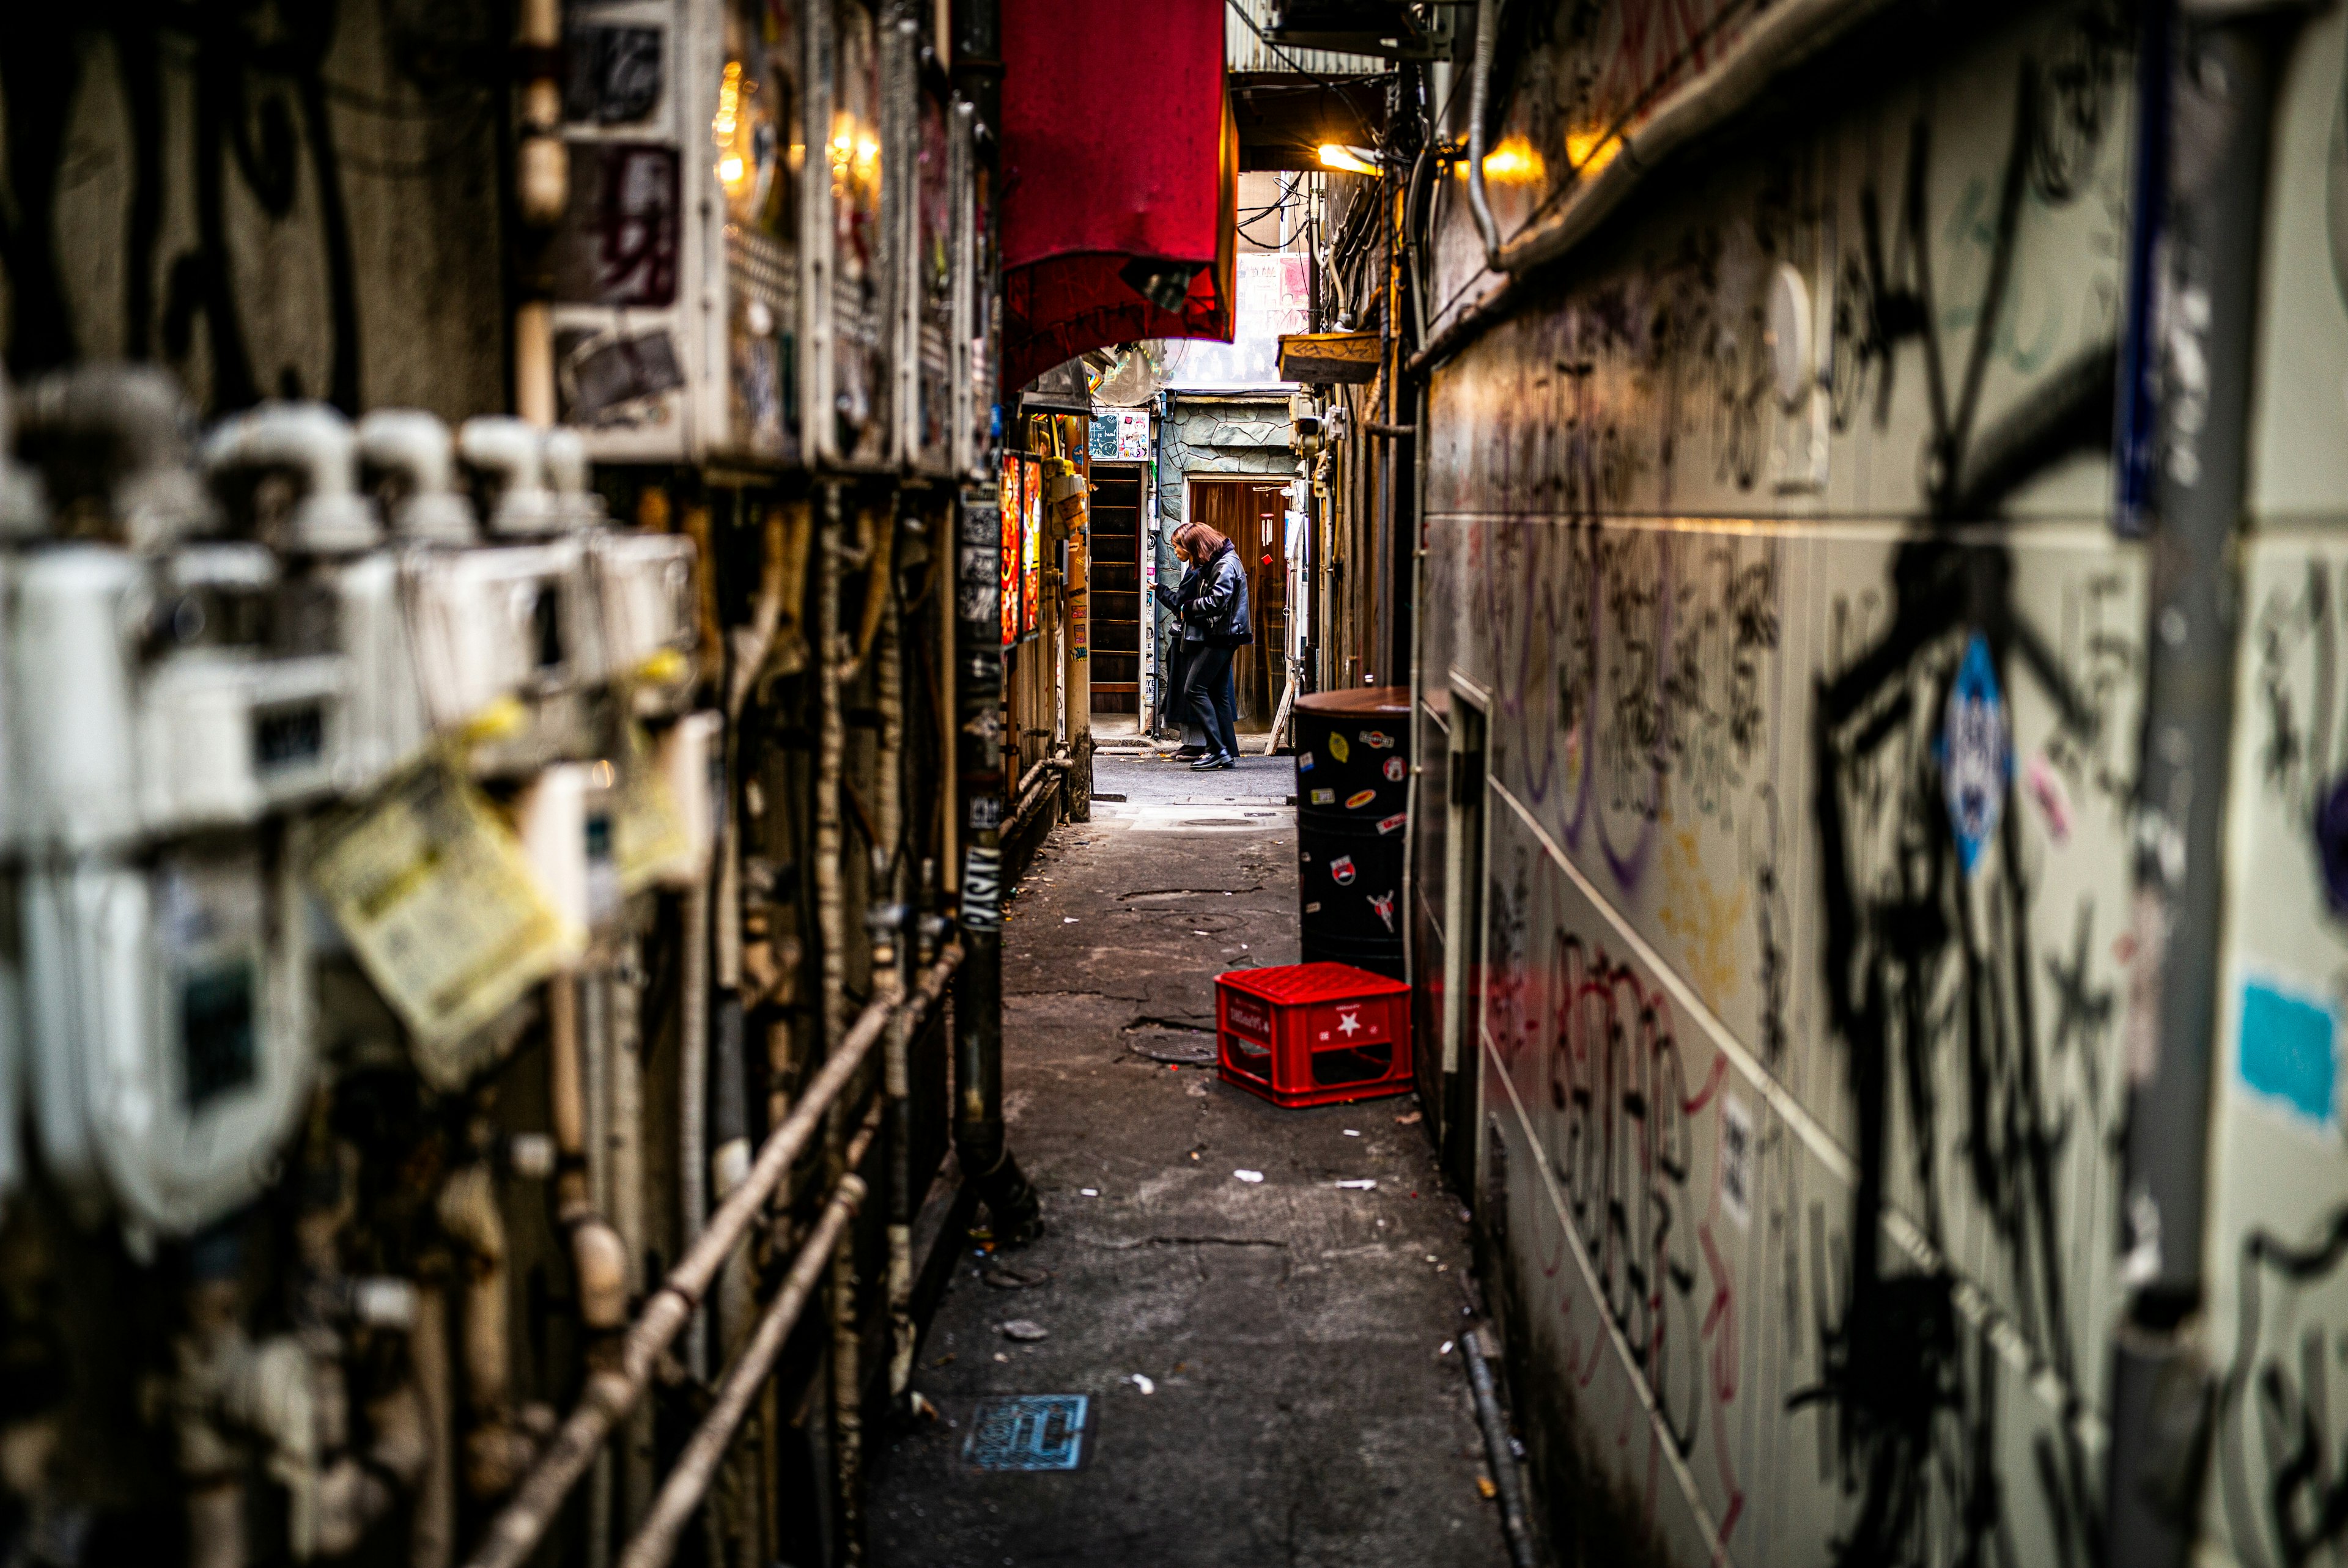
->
xmin=1214 ymin=962 xmax=1413 ymax=1108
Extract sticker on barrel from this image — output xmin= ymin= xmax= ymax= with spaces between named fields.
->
xmin=1345 ymin=789 xmax=1376 ymax=809
xmin=1329 ymin=855 xmax=1356 ymax=885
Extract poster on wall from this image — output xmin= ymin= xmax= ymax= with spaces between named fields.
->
xmin=1021 ymin=456 xmax=1043 ymax=637
xmin=999 ymin=454 xmax=1021 ymax=647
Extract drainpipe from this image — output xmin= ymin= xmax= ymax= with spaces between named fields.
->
xmin=2105 ymin=9 xmax=2299 ymax=1565
xmin=952 ymin=496 xmax=1041 ymax=1245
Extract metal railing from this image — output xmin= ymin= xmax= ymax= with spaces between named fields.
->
xmin=461 ymin=943 xmax=964 ymax=1568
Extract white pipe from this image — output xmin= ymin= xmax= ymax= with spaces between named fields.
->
xmin=677 ymin=881 xmax=711 ymax=1381
xmin=355 ymin=411 xmax=478 ymax=543
xmin=15 ymin=363 xmax=216 ymax=550
xmin=543 ymin=427 xmax=607 ymax=532
xmin=457 ymin=416 xmax=561 ymax=537
xmin=202 ymin=402 xmax=380 ymax=553
xmin=0 ymin=366 xmax=46 ymax=534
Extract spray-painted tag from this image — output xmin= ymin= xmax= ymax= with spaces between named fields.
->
xmin=961 ymin=846 xmax=1003 ymax=932
xmin=1718 ymin=1093 xmax=1754 ymax=1230
xmin=1938 ymin=633 xmax=2010 ymax=875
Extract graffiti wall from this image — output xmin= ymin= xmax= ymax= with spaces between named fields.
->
xmin=1417 ymin=3 xmax=2222 ymax=1561
xmin=0 ymin=1 xmax=506 ymax=417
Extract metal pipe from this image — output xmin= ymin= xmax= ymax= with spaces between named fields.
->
xmin=951 ymin=490 xmax=1041 ymax=1246
xmin=548 ymin=976 xmax=630 ymax=1334
xmin=1461 ymin=1328 xmax=1538 ymax=1568
xmin=818 ymin=486 xmax=849 ymax=1062
xmin=2105 ymin=10 xmax=2295 ymax=1565
xmin=408 ymin=1281 xmax=456 ymax=1568
xmin=1463 ymin=0 xmax=1502 ymax=271
xmin=459 ymin=948 xmax=961 ymax=1568
xmin=610 ymin=941 xmax=652 ymax=1534
xmin=819 ymin=484 xmax=866 ymax=1560
xmin=615 ymin=1108 xmax=881 ymax=1568
xmin=677 ymin=880 xmax=711 ymax=1382
xmin=874 ymin=562 xmax=921 ymax=1402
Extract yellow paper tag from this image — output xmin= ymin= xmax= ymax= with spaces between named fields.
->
xmin=306 ymin=760 xmax=583 ymax=1086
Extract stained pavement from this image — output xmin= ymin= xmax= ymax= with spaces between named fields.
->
xmin=870 ymin=753 xmax=1512 ymax=1567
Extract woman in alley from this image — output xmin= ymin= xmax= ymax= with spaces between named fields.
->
xmin=1173 ymin=520 xmax=1250 ymax=769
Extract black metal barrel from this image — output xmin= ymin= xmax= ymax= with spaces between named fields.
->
xmin=1293 ymin=686 xmax=1410 ymax=979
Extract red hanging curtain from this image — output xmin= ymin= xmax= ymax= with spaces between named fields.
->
xmin=998 ymin=0 xmax=1236 ymax=394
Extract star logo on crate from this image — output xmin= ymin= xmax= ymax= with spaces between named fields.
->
xmin=1337 ymin=1008 xmax=1361 ymax=1036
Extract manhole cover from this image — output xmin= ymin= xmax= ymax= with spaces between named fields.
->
xmin=1126 ymin=1028 xmax=1216 ymax=1065
xmin=963 ymin=1394 xmax=1094 ymax=1471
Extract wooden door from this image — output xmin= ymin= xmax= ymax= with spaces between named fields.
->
xmin=1187 ymin=478 xmax=1290 ymax=729
xmin=1087 ymin=465 xmax=1142 ymax=713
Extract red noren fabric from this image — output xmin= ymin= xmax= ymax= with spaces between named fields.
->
xmin=998 ymin=0 xmax=1236 ymax=393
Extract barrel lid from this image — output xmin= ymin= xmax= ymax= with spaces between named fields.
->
xmin=1216 ymin=961 xmax=1409 ymax=1003
xmin=1296 ymin=685 xmax=1408 ymax=716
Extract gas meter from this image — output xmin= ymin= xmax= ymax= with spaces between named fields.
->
xmin=24 ymin=839 xmax=312 ymax=1236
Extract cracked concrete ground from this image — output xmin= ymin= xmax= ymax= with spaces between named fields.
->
xmin=871 ymin=754 xmax=1511 ymax=1568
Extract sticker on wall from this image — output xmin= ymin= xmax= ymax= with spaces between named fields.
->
xmin=2239 ymin=978 xmax=2338 ymax=1128
xmin=1345 ymin=789 xmax=1376 ymax=810
xmin=1938 ymin=633 xmax=2010 ymax=875
xmin=1327 ymin=733 xmax=1351 ymax=764
xmin=1304 ymin=901 xmax=1322 ymax=913
xmin=1383 ymin=756 xmax=1406 ymax=782
xmin=1367 ymin=889 xmax=1395 ymax=932
xmin=2317 ymin=773 xmax=2348 ymax=915
xmin=1329 ymin=855 xmax=1356 ymax=885
xmin=1360 ymin=731 xmax=1393 ymax=749
xmin=1377 ymin=812 xmax=1407 ymax=835
xmin=1310 ymin=788 xmax=1334 ymax=805
xmin=1718 ymin=1094 xmax=1754 ymax=1230
xmin=1298 ymin=751 xmax=1314 ymax=772
xmin=2025 ymin=751 xmax=2073 ymax=845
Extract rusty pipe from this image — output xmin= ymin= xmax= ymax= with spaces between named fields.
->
xmin=613 ymin=1108 xmax=879 ymax=1568
xmin=459 ymin=947 xmax=961 ymax=1568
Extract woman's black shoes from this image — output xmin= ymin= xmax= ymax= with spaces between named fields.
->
xmin=1191 ymin=752 xmax=1235 ymax=770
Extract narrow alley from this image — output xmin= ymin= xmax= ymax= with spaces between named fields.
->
xmin=2 ymin=1 xmax=2346 ymax=1567
xmin=873 ymin=754 xmax=1508 ymax=1567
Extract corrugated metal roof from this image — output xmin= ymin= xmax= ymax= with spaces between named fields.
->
xmin=1225 ymin=0 xmax=1387 ymax=78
